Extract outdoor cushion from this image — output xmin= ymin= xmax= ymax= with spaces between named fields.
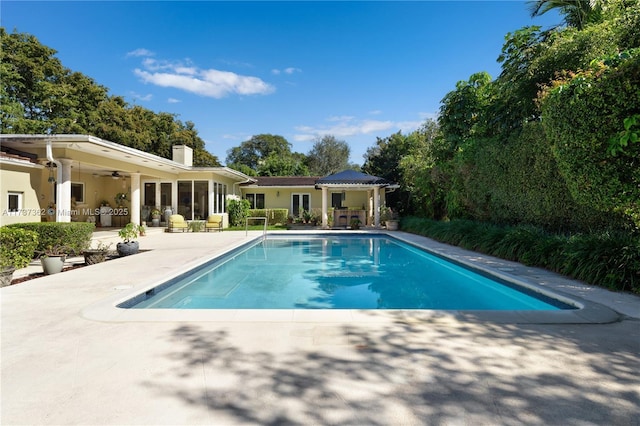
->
xmin=205 ymin=215 xmax=223 ymax=232
xmin=168 ymin=214 xmax=188 ymax=232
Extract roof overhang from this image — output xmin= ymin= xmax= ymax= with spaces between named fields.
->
xmin=0 ymin=134 xmax=254 ymax=183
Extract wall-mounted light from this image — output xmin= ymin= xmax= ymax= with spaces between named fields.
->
xmin=47 ymin=163 xmax=56 ymax=183
xmin=277 ymin=191 xmax=280 ymax=197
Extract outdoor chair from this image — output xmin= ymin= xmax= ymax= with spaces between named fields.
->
xmin=168 ymin=214 xmax=188 ymax=232
xmin=205 ymin=214 xmax=223 ymax=232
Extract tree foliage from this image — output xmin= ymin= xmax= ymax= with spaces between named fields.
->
xmin=306 ymin=135 xmax=352 ymax=176
xmin=0 ymin=28 xmax=221 ymax=165
xmin=527 ymin=0 xmax=605 ymax=30
xmin=225 ymin=134 xmax=293 ymax=172
xmin=540 ymin=48 xmax=640 ymax=228
xmin=364 ymin=1 xmax=639 ymax=234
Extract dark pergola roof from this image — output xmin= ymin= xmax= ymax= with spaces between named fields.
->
xmin=315 ymin=169 xmax=391 ymax=187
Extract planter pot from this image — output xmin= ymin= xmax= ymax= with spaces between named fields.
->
xmin=41 ymin=256 xmax=65 ymax=275
xmin=385 ymin=220 xmax=399 ymax=231
xmin=0 ymin=266 xmax=15 ymax=287
xmin=151 ymin=218 xmax=160 ymax=227
xmin=83 ymin=250 xmax=108 ymax=265
xmin=117 ymin=241 xmax=139 ymax=257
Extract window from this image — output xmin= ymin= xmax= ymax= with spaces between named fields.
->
xmin=7 ymin=192 xmax=22 ymax=214
xmin=177 ymin=180 xmax=209 ymax=220
xmin=160 ymin=183 xmax=172 ymax=207
xmin=144 ymin=182 xmax=156 ymax=207
xmin=331 ymin=192 xmax=343 ymax=209
xmin=245 ymin=193 xmax=265 ymax=209
xmin=291 ymin=193 xmax=310 ymax=216
xmin=71 ymin=182 xmax=84 ymax=203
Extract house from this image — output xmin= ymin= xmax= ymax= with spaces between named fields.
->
xmin=0 ymin=134 xmax=254 ymax=228
xmin=240 ymin=170 xmax=398 ymax=228
xmin=1 ymin=134 xmax=398 ymax=229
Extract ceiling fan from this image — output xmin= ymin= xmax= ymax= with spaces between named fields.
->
xmin=111 ymin=171 xmax=121 ymax=179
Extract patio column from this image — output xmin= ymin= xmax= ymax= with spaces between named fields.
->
xmin=321 ymin=186 xmax=328 ymax=228
xmin=57 ymin=158 xmax=73 ymax=222
xmin=130 ymin=173 xmax=141 ymax=225
xmin=373 ymin=186 xmax=380 ymax=228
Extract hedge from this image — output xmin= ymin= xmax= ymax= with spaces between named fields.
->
xmin=8 ymin=222 xmax=94 ymax=255
xmin=540 ymin=49 xmax=640 ymax=230
xmin=0 ymin=227 xmax=39 ymax=268
xmin=401 ymin=217 xmax=639 ymax=294
xmin=248 ymin=209 xmax=289 ymax=226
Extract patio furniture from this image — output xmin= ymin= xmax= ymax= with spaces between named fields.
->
xmin=205 ymin=215 xmax=223 ymax=232
xmin=168 ymin=214 xmax=188 ymax=232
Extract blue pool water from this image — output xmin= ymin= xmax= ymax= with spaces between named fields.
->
xmin=123 ymin=235 xmax=573 ymax=310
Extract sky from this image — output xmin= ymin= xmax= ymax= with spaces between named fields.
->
xmin=2 ymin=1 xmax=560 ymax=166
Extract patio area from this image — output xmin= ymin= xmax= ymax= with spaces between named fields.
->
xmin=2 ymin=230 xmax=639 ymax=425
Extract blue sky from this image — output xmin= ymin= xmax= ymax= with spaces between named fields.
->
xmin=3 ymin=1 xmax=559 ymax=166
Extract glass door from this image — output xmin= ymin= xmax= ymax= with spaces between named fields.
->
xmin=291 ymin=193 xmax=310 ymax=217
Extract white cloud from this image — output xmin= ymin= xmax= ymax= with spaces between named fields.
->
xmin=272 ymin=67 xmax=302 ymax=75
xmin=129 ymin=91 xmax=153 ymax=102
xmin=126 ymin=48 xmax=154 ymax=58
xmin=133 ymin=58 xmax=275 ymax=98
xmin=368 ymin=110 xmax=383 ymax=115
xmin=293 ymin=115 xmax=423 ymax=142
xmin=167 ymin=98 xmax=181 ymax=104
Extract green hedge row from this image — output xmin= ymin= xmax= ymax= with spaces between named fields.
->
xmin=401 ymin=217 xmax=640 ymax=294
xmin=7 ymin=222 xmax=94 ymax=255
xmin=450 ymin=123 xmax=617 ymax=232
xmin=0 ymin=227 xmax=39 ymax=268
xmin=248 ymin=209 xmax=289 ymax=226
xmin=540 ymin=49 xmax=640 ymax=229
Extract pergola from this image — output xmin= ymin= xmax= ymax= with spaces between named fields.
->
xmin=314 ymin=170 xmax=399 ymax=228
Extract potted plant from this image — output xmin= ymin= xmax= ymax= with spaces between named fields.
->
xmin=150 ymin=207 xmax=162 ymax=227
xmin=381 ymin=206 xmax=399 ymax=231
xmin=350 ymin=218 xmax=361 ymax=230
xmin=0 ymin=227 xmax=38 ymax=287
xmin=117 ymin=222 xmax=140 ymax=257
xmin=82 ymin=241 xmax=112 ymax=265
xmin=39 ymin=245 xmax=69 ymax=275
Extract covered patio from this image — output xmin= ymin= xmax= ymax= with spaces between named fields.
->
xmin=315 ymin=170 xmax=398 ymax=229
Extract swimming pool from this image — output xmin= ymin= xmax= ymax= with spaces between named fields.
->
xmin=121 ymin=234 xmax=574 ymax=311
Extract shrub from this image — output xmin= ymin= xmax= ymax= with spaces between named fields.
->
xmin=0 ymin=226 xmax=39 ymax=269
xmin=226 ymin=197 xmax=250 ymax=227
xmin=401 ymin=217 xmax=639 ymax=294
xmin=540 ymin=49 xmax=640 ymax=230
xmin=8 ymin=222 xmax=94 ymax=255
xmin=248 ymin=209 xmax=288 ymax=226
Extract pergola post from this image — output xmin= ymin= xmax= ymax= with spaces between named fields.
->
xmin=373 ymin=186 xmax=381 ymax=228
xmin=321 ymin=186 xmax=328 ymax=228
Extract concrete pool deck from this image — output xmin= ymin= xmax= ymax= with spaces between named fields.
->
xmin=2 ymin=229 xmax=639 ymax=425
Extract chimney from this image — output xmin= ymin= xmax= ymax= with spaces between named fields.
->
xmin=172 ymin=145 xmax=193 ymax=167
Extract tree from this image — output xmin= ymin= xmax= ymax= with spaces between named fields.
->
xmin=438 ymin=71 xmax=493 ymax=146
xmin=1 ymin=29 xmax=222 ymax=164
xmin=306 ymin=135 xmax=351 ymax=175
xmin=527 ymin=0 xmax=604 ymax=30
xmin=257 ymin=152 xmax=309 ymax=176
xmin=225 ymin=134 xmax=292 ymax=170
